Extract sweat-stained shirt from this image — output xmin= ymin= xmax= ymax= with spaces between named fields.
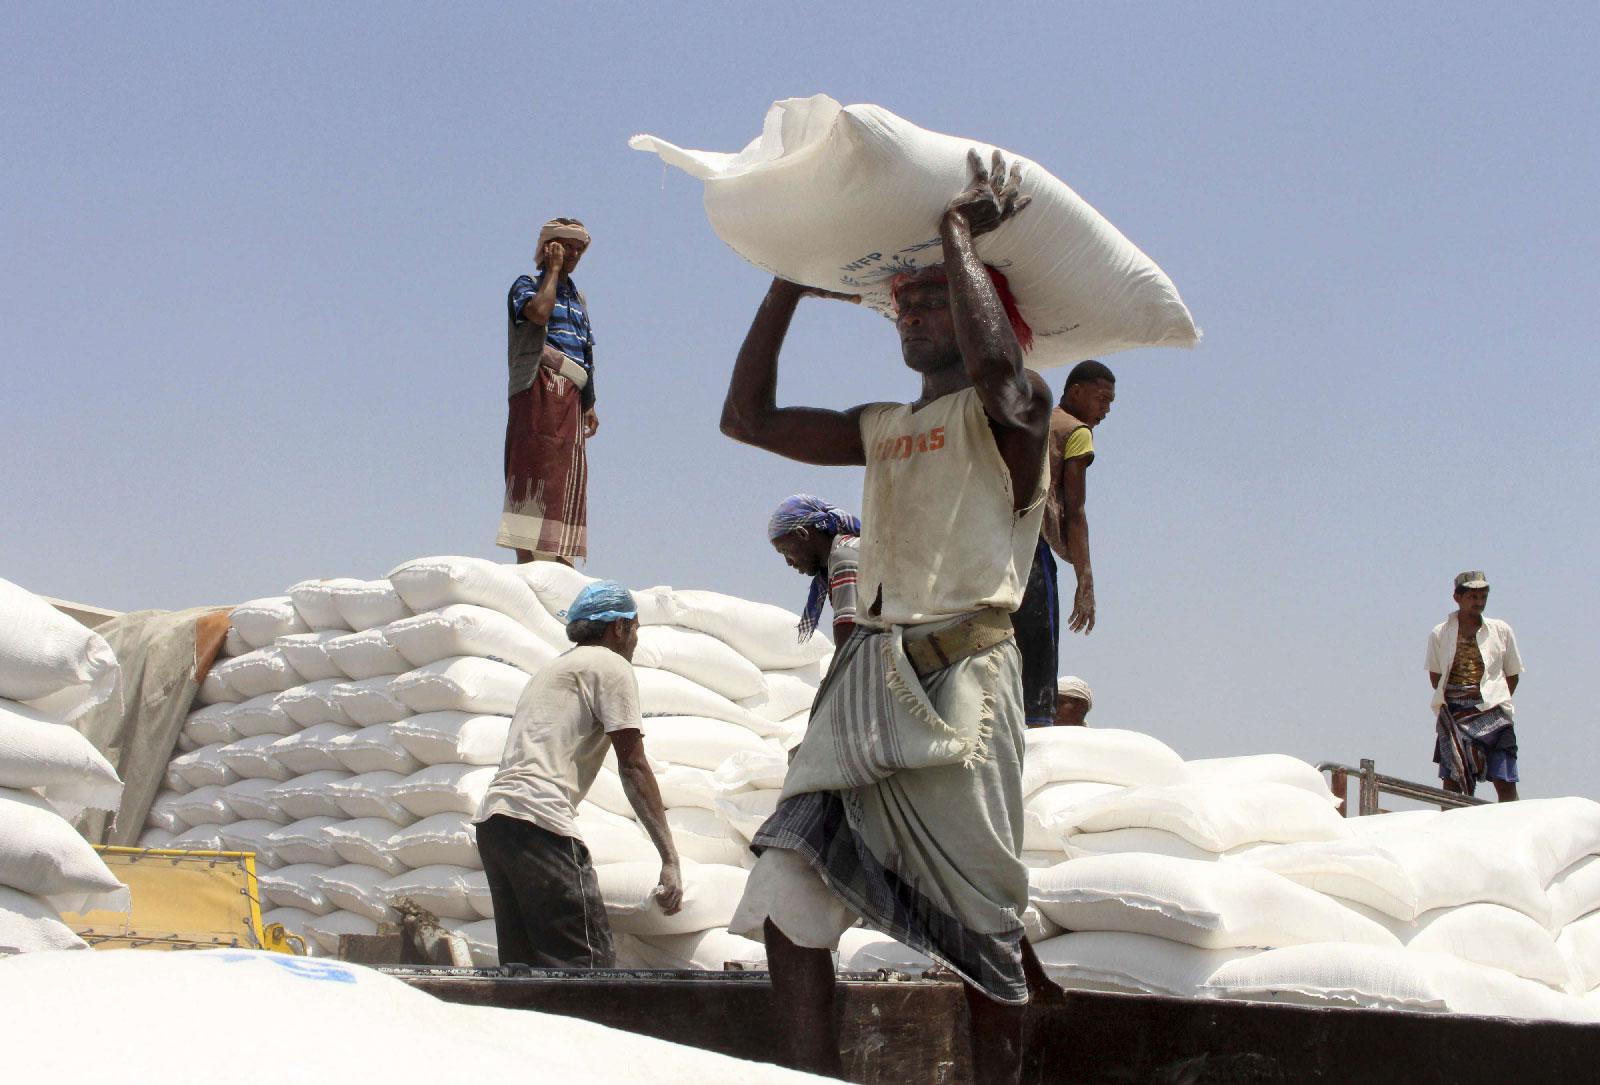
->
xmin=475 ymin=645 xmax=641 ymax=839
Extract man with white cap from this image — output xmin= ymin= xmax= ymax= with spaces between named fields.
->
xmin=474 ymin=580 xmax=681 ymax=967
xmin=1427 ymin=570 xmax=1524 ymax=801
xmin=1054 ymin=676 xmax=1093 ymax=727
xmin=499 ymin=217 xmax=601 ymax=565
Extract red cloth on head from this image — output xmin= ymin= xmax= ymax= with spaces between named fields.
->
xmin=890 ymin=266 xmax=1033 ymax=353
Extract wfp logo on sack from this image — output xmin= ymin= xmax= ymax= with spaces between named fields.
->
xmin=214 ymin=950 xmax=358 ymax=984
xmin=871 ymin=426 xmax=945 ymax=463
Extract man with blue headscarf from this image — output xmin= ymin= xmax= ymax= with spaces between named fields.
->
xmin=767 ymin=494 xmax=862 ymax=645
xmin=474 ymin=580 xmax=681 ymax=967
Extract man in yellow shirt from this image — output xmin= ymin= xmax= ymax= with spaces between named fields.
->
xmin=1013 ymin=360 xmax=1115 ymax=726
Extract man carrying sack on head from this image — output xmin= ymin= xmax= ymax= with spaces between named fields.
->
xmin=499 ymin=218 xmax=600 ymax=565
xmin=720 ymin=150 xmax=1060 ymax=1085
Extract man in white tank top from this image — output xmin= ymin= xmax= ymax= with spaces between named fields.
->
xmin=721 ymin=150 xmax=1056 ymax=1083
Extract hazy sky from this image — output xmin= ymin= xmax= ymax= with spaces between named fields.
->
xmin=4 ymin=4 xmax=1596 ymax=797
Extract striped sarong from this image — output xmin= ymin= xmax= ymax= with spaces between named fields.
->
xmin=496 ymin=345 xmax=587 ymax=560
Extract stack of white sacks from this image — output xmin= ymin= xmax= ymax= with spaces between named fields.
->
xmin=145 ymin=557 xmax=824 ymax=970
xmin=0 ymin=578 xmax=128 ymax=954
xmin=143 ymin=557 xmax=1600 ymax=1022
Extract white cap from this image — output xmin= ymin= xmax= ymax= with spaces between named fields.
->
xmin=1056 ymin=676 xmax=1092 ymax=708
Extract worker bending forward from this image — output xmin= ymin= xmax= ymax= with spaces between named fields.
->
xmin=721 ymin=150 xmax=1057 ymax=1084
xmin=474 ymin=581 xmax=681 ymax=967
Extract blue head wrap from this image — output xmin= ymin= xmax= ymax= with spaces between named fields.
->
xmin=558 ymin=580 xmax=638 ymax=626
xmin=766 ymin=494 xmax=862 ymax=642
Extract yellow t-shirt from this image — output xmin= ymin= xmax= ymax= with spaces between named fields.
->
xmin=1064 ymin=426 xmax=1094 ymax=461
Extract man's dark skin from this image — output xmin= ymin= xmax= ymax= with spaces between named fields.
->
xmin=1430 ymin=586 xmax=1519 ymax=801
xmin=722 ymin=150 xmax=1059 ymax=1084
xmin=772 ymin=527 xmax=855 ymax=643
xmin=1056 ymin=376 xmax=1115 ymax=634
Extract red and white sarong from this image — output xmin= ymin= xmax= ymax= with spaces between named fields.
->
xmin=497 ymin=345 xmax=588 ymax=560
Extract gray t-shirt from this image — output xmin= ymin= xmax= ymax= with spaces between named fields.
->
xmin=475 ymin=645 xmax=642 ymax=839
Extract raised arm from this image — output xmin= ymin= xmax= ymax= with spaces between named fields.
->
xmin=720 ymin=279 xmax=867 ymax=466
xmin=519 ymin=242 xmax=567 ymax=326
xmin=941 ymin=149 xmax=1052 ymax=503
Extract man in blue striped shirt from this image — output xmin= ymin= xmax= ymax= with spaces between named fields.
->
xmin=498 ymin=218 xmax=600 ymax=564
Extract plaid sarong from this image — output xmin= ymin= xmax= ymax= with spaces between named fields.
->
xmin=1435 ymin=683 xmax=1513 ymax=794
xmin=496 ymin=346 xmax=588 ymax=560
xmin=754 ymin=621 xmax=1031 ymax=1004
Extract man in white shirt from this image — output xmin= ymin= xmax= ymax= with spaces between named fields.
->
xmin=475 ymin=580 xmax=681 ymax=966
xmin=1427 ymin=570 xmax=1524 ymax=801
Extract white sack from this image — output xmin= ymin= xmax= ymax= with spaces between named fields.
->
xmin=326 ymin=773 xmax=415 ymax=825
xmin=274 ymin=632 xmax=349 ymax=683
xmin=330 ymin=676 xmax=410 ymax=726
xmin=170 ymin=784 xmax=233 ymax=827
xmin=1022 ymin=728 xmax=1186 ymax=792
xmin=218 ymin=736 xmax=301 ymax=783
xmin=713 ymin=749 xmax=789 ymax=794
xmin=653 ymin=763 xmax=722 ymax=811
xmin=145 ymin=791 xmax=187 ymax=833
xmin=1182 ymin=754 xmax=1340 ymax=806
xmin=391 ymin=712 xmax=511 ymax=768
xmin=392 ymin=764 xmax=495 ymax=819
xmin=380 ymin=864 xmax=478 ymax=920
xmin=1550 ymin=856 xmax=1600 ymax=930
xmin=325 ymin=629 xmax=410 ymax=680
xmin=213 ymin=820 xmax=283 ymax=867
xmin=220 ymin=778 xmax=288 ymax=824
xmin=1022 ymin=781 xmax=1123 ymax=851
xmin=0 ymin=697 xmax=123 ymax=813
xmin=210 ymin=647 xmax=302 ymax=699
xmin=1033 ymin=931 xmax=1251 ymax=997
xmin=1206 ymin=942 xmax=1597 ymax=1023
xmin=0 ymin=886 xmax=89 ymax=953
xmin=465 ymin=869 xmax=495 ymax=918
xmin=288 ymin=578 xmax=361 ymax=632
xmin=0 ymin=577 xmax=120 ymax=722
xmin=391 ymin=813 xmax=481 ymax=869
xmin=1029 ymin=853 xmax=1398 ymax=951
xmin=277 ymin=678 xmax=350 ymax=727
xmin=1404 ymin=903 xmax=1576 ymax=991
xmin=328 ymin=579 xmax=412 ymax=632
xmin=183 ymin=703 xmax=242 ymax=746
xmin=1054 ymin=781 xmax=1349 ymax=853
xmin=169 ymin=744 xmax=240 ymax=790
xmin=585 ymin=766 xmax=637 ymax=821
xmin=168 ymin=825 xmax=226 ymax=851
xmin=637 ymin=668 xmax=780 ymax=736
xmin=389 ymin=557 xmax=568 ymax=649
xmin=1064 ymin=827 xmax=1238 ymax=863
xmin=386 ymin=604 xmax=558 ymax=676
xmin=137 ymin=828 xmax=176 ymax=848
xmin=630 ymin=94 xmax=1198 ymax=367
xmin=272 ymin=724 xmax=357 ymax=775
xmin=267 ymin=771 xmax=352 ymax=821
xmin=325 ymin=818 xmax=408 ymax=875
xmin=639 ymin=716 xmax=771 ymax=770
xmin=0 ymin=787 xmax=128 ymax=912
xmin=326 ymin=722 xmax=423 ymax=775
xmin=739 ymin=667 xmax=821 ymax=724
xmin=636 ymin=927 xmax=768 ymax=971
xmin=510 ymin=560 xmax=597 ymax=619
xmin=259 ymin=863 xmax=335 ymax=915
xmin=836 ymin=928 xmax=933 ymax=973
xmin=228 ymin=596 xmax=311 ymax=649
xmin=633 ymin=626 xmax=766 ymax=702
xmin=315 ymin=864 xmax=396 ymax=923
xmin=650 ymin=589 xmax=828 ymax=671
xmin=603 ymin=861 xmax=748 ymax=937
xmin=715 ymin=790 xmax=779 ymax=843
xmin=229 ymin=693 xmax=296 ymax=738
xmin=267 ymin=817 xmax=342 ymax=866
xmin=392 ymin=657 xmax=530 ymax=716
xmin=222 ymin=627 xmax=251 ymax=657
xmin=1429 ymin=797 xmax=1600 ymax=886
xmin=665 ymin=807 xmax=748 ymax=866
xmin=305 ymin=910 xmax=379 ymax=954
xmin=1559 ymin=910 xmax=1600 ymax=992
xmin=574 ymin=805 xmax=659 ymax=865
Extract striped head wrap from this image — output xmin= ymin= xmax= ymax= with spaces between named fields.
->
xmin=890 ymin=264 xmax=1033 ymax=353
xmin=767 ymin=494 xmax=862 ymax=642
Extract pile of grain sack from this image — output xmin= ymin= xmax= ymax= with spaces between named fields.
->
xmin=141 ymin=556 xmax=1600 ymax=1022
xmin=0 ymin=578 xmax=128 ymax=954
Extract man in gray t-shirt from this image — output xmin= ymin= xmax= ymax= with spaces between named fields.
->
xmin=474 ymin=581 xmax=681 ymax=967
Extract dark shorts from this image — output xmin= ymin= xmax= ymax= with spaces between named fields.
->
xmin=1433 ymin=717 xmax=1519 ymax=784
xmin=475 ymin=813 xmax=614 ymax=967
xmin=1012 ymin=537 xmax=1060 ymax=728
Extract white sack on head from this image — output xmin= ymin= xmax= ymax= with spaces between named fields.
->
xmin=0 ymin=578 xmax=120 ymax=722
xmin=630 ymin=94 xmax=1198 ymax=367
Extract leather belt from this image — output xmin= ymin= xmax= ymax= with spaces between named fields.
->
xmin=902 ymin=608 xmax=1014 ymax=680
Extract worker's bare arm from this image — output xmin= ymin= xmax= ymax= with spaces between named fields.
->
xmin=942 ymin=150 xmax=1052 ymax=503
xmin=1061 ymin=455 xmax=1095 ymax=634
xmin=612 ymin=729 xmax=683 ymax=914
xmin=720 ymin=278 xmax=868 ymax=466
xmin=1507 ymin=674 xmax=1519 ymax=697
xmin=1429 ymin=672 xmax=1441 ymax=689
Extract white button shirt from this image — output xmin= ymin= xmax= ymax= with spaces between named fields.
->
xmin=1426 ymin=614 xmax=1525 ymax=716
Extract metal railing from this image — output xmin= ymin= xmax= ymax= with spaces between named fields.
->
xmin=1318 ymin=758 xmax=1487 ymax=816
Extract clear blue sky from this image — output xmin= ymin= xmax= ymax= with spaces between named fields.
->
xmin=4 ymin=4 xmax=1596 ymax=797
